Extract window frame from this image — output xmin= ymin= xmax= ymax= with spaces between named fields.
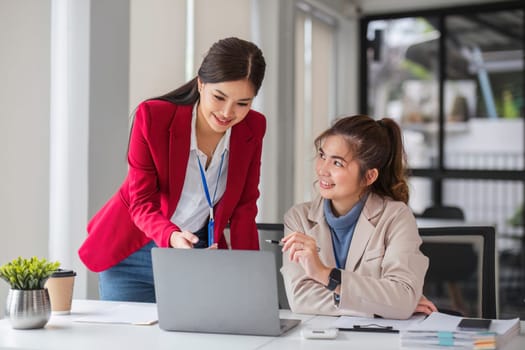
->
xmin=359 ymin=0 xmax=525 ymax=207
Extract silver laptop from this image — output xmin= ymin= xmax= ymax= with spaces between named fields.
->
xmin=151 ymin=248 xmax=301 ymax=336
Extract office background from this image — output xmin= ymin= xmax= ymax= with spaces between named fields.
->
xmin=0 ymin=0 xmax=522 ymax=318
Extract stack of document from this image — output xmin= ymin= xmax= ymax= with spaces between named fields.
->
xmin=400 ymin=312 xmax=520 ymax=349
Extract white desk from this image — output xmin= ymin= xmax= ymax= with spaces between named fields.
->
xmin=0 ymin=300 xmax=524 ymax=350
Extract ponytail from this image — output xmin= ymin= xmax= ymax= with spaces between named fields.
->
xmin=374 ymin=118 xmax=409 ymax=203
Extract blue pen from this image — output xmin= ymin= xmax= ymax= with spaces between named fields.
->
xmin=339 ymin=325 xmax=398 ymax=333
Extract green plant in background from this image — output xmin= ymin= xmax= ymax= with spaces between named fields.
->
xmin=401 ymin=59 xmax=431 ymax=80
xmin=508 ymin=204 xmax=523 ymax=227
xmin=0 ymin=257 xmax=60 ymax=290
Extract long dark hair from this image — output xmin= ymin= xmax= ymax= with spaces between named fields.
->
xmin=153 ymin=37 xmax=266 ymax=105
xmin=314 ymin=115 xmax=410 ymax=203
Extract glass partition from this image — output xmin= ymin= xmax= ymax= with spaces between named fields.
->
xmin=366 ymin=17 xmax=440 ymax=168
xmin=444 ymin=10 xmax=523 ymax=170
xmin=362 ymin=1 xmax=525 ymax=319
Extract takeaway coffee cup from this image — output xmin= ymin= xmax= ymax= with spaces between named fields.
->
xmin=45 ymin=269 xmax=76 ymax=315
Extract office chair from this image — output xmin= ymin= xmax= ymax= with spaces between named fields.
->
xmin=420 ymin=205 xmax=465 ymax=220
xmin=418 ymin=206 xmax=468 ymax=314
xmin=419 ymin=226 xmax=497 ymax=319
xmin=256 ymin=223 xmax=290 ymax=310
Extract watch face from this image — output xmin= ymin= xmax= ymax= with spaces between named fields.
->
xmin=334 ymin=269 xmax=342 ymax=282
xmin=327 ymin=268 xmax=341 ymax=291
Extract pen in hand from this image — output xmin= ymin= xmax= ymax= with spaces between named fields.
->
xmin=265 ymin=239 xmax=321 ymax=252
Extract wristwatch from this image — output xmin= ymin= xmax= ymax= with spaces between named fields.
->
xmin=326 ymin=268 xmax=341 ymax=291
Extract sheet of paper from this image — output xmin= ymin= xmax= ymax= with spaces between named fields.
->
xmin=74 ymin=303 xmax=158 ymax=325
xmin=332 ymin=314 xmax=426 ymax=331
xmin=406 ymin=312 xmax=520 ymax=335
xmin=406 ymin=311 xmax=460 ymax=331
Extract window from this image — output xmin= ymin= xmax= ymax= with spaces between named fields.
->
xmin=294 ymin=2 xmax=337 ymax=202
xmin=361 ymin=1 xmax=525 ymax=319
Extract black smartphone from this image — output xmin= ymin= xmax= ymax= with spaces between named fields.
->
xmin=457 ymin=318 xmax=492 ymax=331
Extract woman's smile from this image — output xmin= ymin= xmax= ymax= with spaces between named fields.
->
xmin=212 ymin=113 xmax=234 ymax=127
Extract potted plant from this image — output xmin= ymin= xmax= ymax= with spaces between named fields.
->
xmin=0 ymin=257 xmax=60 ymax=329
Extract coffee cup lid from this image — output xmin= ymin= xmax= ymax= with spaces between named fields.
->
xmin=51 ymin=269 xmax=77 ymax=278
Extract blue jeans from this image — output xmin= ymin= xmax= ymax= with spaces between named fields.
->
xmin=98 ymin=226 xmax=208 ymax=302
xmin=98 ymin=240 xmax=157 ymax=302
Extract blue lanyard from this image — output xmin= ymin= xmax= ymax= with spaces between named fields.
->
xmin=197 ymin=151 xmax=226 ymax=247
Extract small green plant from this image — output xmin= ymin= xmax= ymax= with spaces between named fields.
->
xmin=0 ymin=257 xmax=60 ymax=290
xmin=508 ymin=204 xmax=523 ymax=227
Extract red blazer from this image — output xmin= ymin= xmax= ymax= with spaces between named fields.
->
xmin=78 ymin=100 xmax=266 ymax=272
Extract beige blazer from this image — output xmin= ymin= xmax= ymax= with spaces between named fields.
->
xmin=281 ymin=192 xmax=428 ymax=319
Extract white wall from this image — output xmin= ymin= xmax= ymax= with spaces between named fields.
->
xmin=87 ymin=0 xmax=131 ymax=299
xmin=194 ymin=0 xmax=252 ymax=71
xmin=48 ymin=0 xmax=91 ymax=301
xmin=129 ymin=0 xmax=252 ymax=112
xmin=129 ymin=0 xmax=186 ymax=110
xmin=0 ymin=0 xmax=51 ymax=317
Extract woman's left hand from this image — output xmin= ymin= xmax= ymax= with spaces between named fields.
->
xmin=281 ymin=232 xmax=328 ymax=283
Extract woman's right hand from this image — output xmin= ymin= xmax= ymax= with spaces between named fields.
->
xmin=414 ymin=295 xmax=438 ymax=315
xmin=281 ymin=232 xmax=327 ymax=284
xmin=169 ymin=231 xmax=199 ymax=248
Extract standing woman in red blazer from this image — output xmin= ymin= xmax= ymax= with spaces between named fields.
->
xmin=78 ymin=37 xmax=266 ymax=302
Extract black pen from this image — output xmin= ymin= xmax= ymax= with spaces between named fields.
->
xmin=339 ymin=325 xmax=398 ymax=334
xmin=264 ymin=239 xmax=321 ymax=252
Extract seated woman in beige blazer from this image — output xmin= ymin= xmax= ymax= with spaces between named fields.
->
xmin=281 ymin=115 xmax=436 ymax=320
